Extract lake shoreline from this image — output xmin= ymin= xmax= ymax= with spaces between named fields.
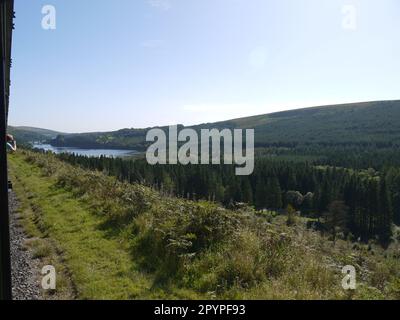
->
xmin=32 ymin=143 xmax=140 ymax=158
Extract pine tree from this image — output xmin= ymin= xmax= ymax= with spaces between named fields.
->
xmin=255 ymin=177 xmax=267 ymax=210
xmin=266 ymin=177 xmax=282 ymax=209
xmin=324 ymin=201 xmax=348 ymax=243
xmin=378 ymin=178 xmax=393 ymax=245
xmin=316 ymin=179 xmax=331 ymax=213
xmin=241 ymin=179 xmax=253 ymax=204
xmin=386 ymin=168 xmax=400 ymax=225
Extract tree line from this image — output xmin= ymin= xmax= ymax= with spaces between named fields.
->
xmin=51 ymin=151 xmax=400 ymax=245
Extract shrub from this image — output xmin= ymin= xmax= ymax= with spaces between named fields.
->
xmin=286 ymin=204 xmax=297 ymax=226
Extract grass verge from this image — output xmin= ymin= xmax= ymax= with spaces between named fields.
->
xmin=8 ymin=152 xmax=199 ymax=299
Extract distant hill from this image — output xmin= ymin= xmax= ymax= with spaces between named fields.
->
xmin=8 ymin=126 xmax=63 ymax=143
xmin=20 ymin=100 xmax=400 ymax=150
xmin=208 ymin=100 xmax=400 ymax=147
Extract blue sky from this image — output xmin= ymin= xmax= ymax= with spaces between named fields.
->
xmin=9 ymin=0 xmax=400 ymax=132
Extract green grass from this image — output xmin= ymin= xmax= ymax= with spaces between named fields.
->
xmin=8 ymin=153 xmax=199 ymax=299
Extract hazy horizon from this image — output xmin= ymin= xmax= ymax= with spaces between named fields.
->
xmin=9 ymin=0 xmax=400 ymax=132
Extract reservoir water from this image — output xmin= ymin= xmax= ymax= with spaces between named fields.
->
xmin=32 ymin=144 xmax=139 ymax=158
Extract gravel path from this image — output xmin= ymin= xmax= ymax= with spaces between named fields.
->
xmin=9 ymin=191 xmax=42 ymax=300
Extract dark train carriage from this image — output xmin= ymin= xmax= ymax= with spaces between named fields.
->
xmin=0 ymin=0 xmax=14 ymax=300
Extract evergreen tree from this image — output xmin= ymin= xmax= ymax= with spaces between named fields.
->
xmin=255 ymin=177 xmax=267 ymax=209
xmin=378 ymin=178 xmax=392 ymax=245
xmin=266 ymin=177 xmax=282 ymax=209
xmin=324 ymin=201 xmax=348 ymax=243
xmin=241 ymin=179 xmax=253 ymax=204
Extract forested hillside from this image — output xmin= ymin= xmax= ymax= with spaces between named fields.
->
xmin=47 ymin=100 xmax=400 ymax=150
xmin=215 ymin=100 xmax=400 ymax=146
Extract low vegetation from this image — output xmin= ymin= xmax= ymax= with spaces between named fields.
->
xmin=8 ymin=150 xmax=400 ymax=299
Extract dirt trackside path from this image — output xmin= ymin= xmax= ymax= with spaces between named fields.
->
xmin=9 ymin=190 xmax=43 ymax=300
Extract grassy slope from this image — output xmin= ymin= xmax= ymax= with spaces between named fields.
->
xmin=8 ymin=153 xmax=198 ymax=299
xmin=8 ymin=126 xmax=62 ymax=143
xmin=8 ymin=151 xmax=400 ymax=300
